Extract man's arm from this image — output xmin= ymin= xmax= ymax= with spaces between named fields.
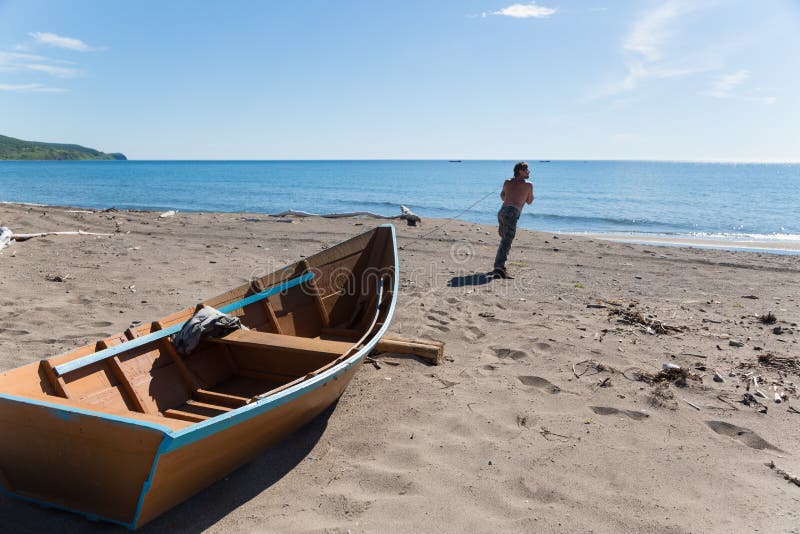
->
xmin=500 ymin=181 xmax=507 ymax=201
xmin=526 ymin=183 xmax=534 ymax=204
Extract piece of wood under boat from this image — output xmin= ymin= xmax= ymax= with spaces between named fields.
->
xmin=0 ymin=224 xmax=398 ymax=529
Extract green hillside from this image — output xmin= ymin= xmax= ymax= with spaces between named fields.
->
xmin=0 ymin=134 xmax=127 ymax=160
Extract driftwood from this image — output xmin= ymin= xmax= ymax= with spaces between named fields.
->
xmin=320 ymin=328 xmax=444 ymax=365
xmin=269 ymin=205 xmax=422 ymax=226
xmin=0 ymin=227 xmax=112 ymax=249
xmin=12 ymin=230 xmax=112 ymax=241
xmin=375 ymin=334 xmax=445 ymax=365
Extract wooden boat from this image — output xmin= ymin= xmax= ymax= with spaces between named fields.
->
xmin=0 ymin=225 xmax=398 ymax=529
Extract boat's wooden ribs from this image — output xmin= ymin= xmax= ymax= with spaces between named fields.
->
xmin=97 ymin=341 xmax=148 ymax=414
xmin=252 ymin=279 xmax=284 ymax=334
xmin=40 ymin=359 xmax=71 ymax=399
xmin=301 ymin=259 xmax=331 ymax=328
xmin=154 ymin=320 xmax=200 ymax=392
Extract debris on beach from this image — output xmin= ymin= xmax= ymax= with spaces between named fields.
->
xmin=0 ymin=227 xmax=12 ymax=250
xmin=266 ymin=204 xmax=422 ymax=226
xmin=572 ymin=359 xmax=616 ymax=378
xmin=648 ymin=383 xmax=678 ymax=410
xmin=755 ymin=353 xmax=799 ymax=372
xmin=624 ymin=365 xmax=702 ymax=387
xmin=758 ymin=312 xmax=777 ymax=324
xmin=766 ymin=461 xmax=800 ymax=487
xmin=602 ymin=301 xmax=688 ymax=334
xmin=741 ymin=392 xmax=768 ymax=412
xmin=158 ymin=210 xmax=177 ymax=218
xmin=734 ymin=354 xmax=799 ymax=409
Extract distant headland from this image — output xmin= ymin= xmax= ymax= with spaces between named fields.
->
xmin=0 ymin=134 xmax=126 ymax=161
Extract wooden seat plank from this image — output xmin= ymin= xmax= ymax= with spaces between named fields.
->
xmin=208 ymin=330 xmax=353 ymax=355
xmin=163 ymin=409 xmax=209 ymax=423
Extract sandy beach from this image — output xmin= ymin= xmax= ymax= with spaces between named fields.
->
xmin=1 ymin=202 xmax=799 ymax=533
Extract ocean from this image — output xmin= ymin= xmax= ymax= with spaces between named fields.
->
xmin=1 ymin=160 xmax=799 ymax=251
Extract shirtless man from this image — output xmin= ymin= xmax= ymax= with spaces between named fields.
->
xmin=493 ymin=161 xmax=534 ymax=279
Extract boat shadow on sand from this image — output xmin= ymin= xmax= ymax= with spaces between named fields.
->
xmin=0 ymin=401 xmax=338 ymax=533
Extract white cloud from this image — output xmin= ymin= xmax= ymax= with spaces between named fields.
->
xmin=23 ymin=63 xmax=81 ymax=78
xmin=595 ymin=0 xmax=717 ymax=97
xmin=0 ymin=51 xmax=51 ymax=64
xmin=705 ymin=70 xmax=776 ymax=104
xmin=0 ymin=82 xmax=66 ymax=92
xmin=624 ymin=2 xmax=685 ymax=62
xmin=708 ymin=69 xmax=749 ymax=97
xmin=0 ymin=51 xmax=79 ymax=77
xmin=0 ymin=32 xmax=98 ymax=95
xmin=28 ymin=32 xmax=96 ymax=51
xmin=492 ymin=2 xmax=556 ymax=19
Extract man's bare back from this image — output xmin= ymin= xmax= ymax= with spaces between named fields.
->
xmin=501 ymin=176 xmax=534 ymax=211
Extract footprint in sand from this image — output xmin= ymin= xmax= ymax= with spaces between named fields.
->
xmin=0 ymin=328 xmax=30 ymax=336
xmin=484 ymin=316 xmax=513 ymax=324
xmin=80 ymin=321 xmax=114 ymax=328
xmin=533 ymin=342 xmax=553 ymax=352
xmin=446 ymin=297 xmax=459 ymax=304
xmin=466 ymin=326 xmax=485 ymax=339
xmin=426 ymin=314 xmax=450 ymax=326
xmin=518 ymin=375 xmax=561 ymax=394
xmin=590 ymin=406 xmax=649 ymax=421
xmin=481 ymin=364 xmax=498 ymax=371
xmin=706 ymin=421 xmax=781 ymax=451
xmin=493 ymin=347 xmax=528 ymax=360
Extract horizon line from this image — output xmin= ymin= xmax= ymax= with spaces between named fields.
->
xmin=40 ymin=157 xmax=800 ymax=164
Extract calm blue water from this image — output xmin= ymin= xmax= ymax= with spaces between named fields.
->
xmin=1 ymin=160 xmax=799 ymax=243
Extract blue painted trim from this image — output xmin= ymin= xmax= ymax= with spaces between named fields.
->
xmin=0 ymin=393 xmax=174 ymax=434
xmin=217 ymin=271 xmax=313 ymax=313
xmin=131 ymin=432 xmax=173 ymax=528
xmin=53 ymin=272 xmax=315 ymax=377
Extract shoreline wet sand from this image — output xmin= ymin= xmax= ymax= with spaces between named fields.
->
xmin=1 ymin=202 xmax=799 ymax=532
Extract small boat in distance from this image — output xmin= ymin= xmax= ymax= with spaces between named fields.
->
xmin=0 ymin=225 xmax=398 ymax=529
xmin=448 ymin=160 xmax=462 ymax=163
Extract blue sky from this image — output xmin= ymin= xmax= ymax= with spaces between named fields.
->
xmin=1 ymin=0 xmax=798 ymax=161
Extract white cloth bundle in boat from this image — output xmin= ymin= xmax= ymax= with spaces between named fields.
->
xmin=173 ymin=306 xmax=247 ymax=355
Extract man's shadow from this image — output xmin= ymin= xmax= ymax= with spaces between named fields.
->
xmin=447 ymin=272 xmax=495 ymax=287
